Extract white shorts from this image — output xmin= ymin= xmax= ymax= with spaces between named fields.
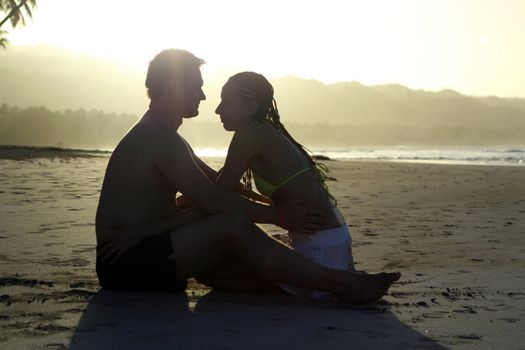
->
xmin=279 ymin=210 xmax=355 ymax=300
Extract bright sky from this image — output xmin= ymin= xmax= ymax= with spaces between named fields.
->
xmin=5 ymin=0 xmax=525 ymax=97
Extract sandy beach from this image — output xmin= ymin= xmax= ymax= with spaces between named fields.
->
xmin=0 ymin=146 xmax=524 ymax=349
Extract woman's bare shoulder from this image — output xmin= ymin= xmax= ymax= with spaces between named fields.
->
xmin=227 ymin=124 xmax=276 ymax=158
xmin=236 ymin=122 xmax=279 ymax=140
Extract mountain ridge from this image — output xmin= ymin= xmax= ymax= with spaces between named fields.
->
xmin=1 ymin=46 xmax=524 ymax=148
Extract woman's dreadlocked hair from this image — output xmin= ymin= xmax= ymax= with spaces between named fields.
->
xmin=227 ymin=72 xmax=335 ymax=202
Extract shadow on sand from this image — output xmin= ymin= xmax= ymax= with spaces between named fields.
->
xmin=68 ymin=289 xmax=449 ymax=349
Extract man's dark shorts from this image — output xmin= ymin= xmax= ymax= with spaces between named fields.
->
xmin=96 ymin=232 xmax=187 ymax=292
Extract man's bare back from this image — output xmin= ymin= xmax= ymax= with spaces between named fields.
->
xmin=96 ymin=116 xmax=182 ymax=243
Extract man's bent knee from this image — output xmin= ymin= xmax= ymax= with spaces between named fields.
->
xmin=214 ymin=211 xmax=258 ymax=248
xmin=214 ymin=211 xmax=253 ymax=233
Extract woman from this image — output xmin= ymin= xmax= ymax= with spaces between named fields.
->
xmin=215 ymin=72 xmax=356 ymax=299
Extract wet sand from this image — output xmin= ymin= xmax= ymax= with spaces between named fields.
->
xmin=0 ymin=146 xmax=524 ymax=349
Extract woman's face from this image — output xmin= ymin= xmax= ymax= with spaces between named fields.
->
xmin=215 ymin=82 xmax=256 ymax=131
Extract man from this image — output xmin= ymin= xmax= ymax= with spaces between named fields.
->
xmin=95 ymin=49 xmax=399 ymax=302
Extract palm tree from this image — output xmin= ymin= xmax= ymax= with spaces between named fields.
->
xmin=0 ymin=0 xmax=37 ymax=48
xmin=0 ymin=29 xmax=8 ymax=48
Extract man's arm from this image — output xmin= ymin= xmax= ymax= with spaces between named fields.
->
xmin=182 ymin=137 xmax=220 ymax=181
xmin=176 ymin=186 xmax=273 ymax=211
xmin=175 ymin=138 xmax=219 ymax=210
xmin=239 ymin=189 xmax=273 ymax=205
xmin=155 ymin=131 xmax=279 ymax=224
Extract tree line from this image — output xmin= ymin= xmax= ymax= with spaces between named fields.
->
xmin=0 ymin=104 xmax=138 ymax=149
xmin=1 ymin=104 xmax=524 ymax=150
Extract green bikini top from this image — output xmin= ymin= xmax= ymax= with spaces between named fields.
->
xmin=253 ymin=167 xmax=312 ymax=198
xmin=251 ymin=163 xmax=337 ymax=205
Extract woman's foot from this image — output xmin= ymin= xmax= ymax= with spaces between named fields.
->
xmin=337 ymin=272 xmax=401 ymax=303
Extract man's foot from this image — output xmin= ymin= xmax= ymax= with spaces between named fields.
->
xmin=337 ymin=272 xmax=401 ymax=303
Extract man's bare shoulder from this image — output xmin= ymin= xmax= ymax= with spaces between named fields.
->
xmin=114 ymin=119 xmax=186 ymax=156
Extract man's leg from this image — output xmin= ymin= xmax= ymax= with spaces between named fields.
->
xmin=170 ymin=211 xmax=400 ymax=302
xmin=196 ymin=254 xmax=283 ymax=293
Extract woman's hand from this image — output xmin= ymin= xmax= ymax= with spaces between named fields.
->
xmin=278 ymin=199 xmax=328 ymax=233
xmin=98 ymin=227 xmax=142 ymax=264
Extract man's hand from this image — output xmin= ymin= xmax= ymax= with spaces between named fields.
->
xmin=98 ymin=228 xmax=142 ymax=264
xmin=175 ymin=194 xmax=196 ymax=211
xmin=278 ymin=199 xmax=328 ymax=233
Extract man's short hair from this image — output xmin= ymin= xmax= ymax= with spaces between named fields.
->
xmin=145 ymin=49 xmax=205 ymax=100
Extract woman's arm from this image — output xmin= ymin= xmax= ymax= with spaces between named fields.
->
xmin=213 ymin=130 xmax=281 ymax=216
xmin=216 ymin=130 xmax=258 ymax=191
xmin=216 ymin=128 xmax=329 ymax=230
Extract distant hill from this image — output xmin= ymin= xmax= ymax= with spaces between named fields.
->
xmin=1 ymin=46 xmax=524 ymax=148
xmin=0 ymin=46 xmax=147 ymax=114
xmin=272 ymin=76 xmax=525 ymax=128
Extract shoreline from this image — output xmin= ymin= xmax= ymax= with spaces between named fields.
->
xmin=0 ymin=144 xmax=111 ymax=160
xmin=1 ymin=144 xmax=524 ymax=167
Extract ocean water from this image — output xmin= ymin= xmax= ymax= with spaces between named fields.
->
xmin=195 ymin=146 xmax=525 ymax=166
